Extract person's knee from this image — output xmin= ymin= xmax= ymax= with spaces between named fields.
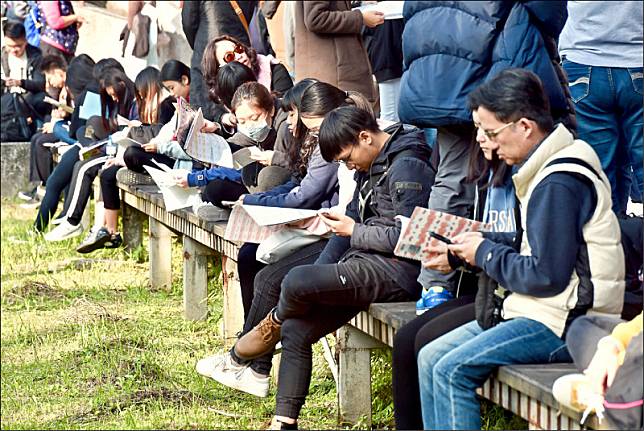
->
xmin=281 ymin=266 xmax=310 ymax=304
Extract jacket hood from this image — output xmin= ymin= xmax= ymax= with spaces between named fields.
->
xmin=374 ymin=124 xmax=432 ymax=167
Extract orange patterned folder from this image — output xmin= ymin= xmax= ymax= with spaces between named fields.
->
xmin=394 ymin=208 xmax=493 ymax=261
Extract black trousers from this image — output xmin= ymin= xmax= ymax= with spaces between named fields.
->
xmin=237 ymin=243 xmax=265 ymax=319
xmin=231 ymin=240 xmax=328 ymax=376
xmin=123 ymin=145 xmax=175 ymax=174
xmin=100 ymin=164 xmax=121 ymax=210
xmin=29 ymin=132 xmax=55 ymax=184
xmin=273 ymin=257 xmax=415 ymax=419
xmin=201 ymin=178 xmax=247 ymax=208
xmin=392 ymin=296 xmax=476 ymax=430
xmin=65 ymin=155 xmax=107 ymax=225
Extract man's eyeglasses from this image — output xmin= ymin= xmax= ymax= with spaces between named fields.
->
xmin=475 ymin=121 xmax=516 ymax=141
xmin=223 ymin=44 xmax=245 ymax=63
xmin=336 ymin=145 xmax=355 ymax=165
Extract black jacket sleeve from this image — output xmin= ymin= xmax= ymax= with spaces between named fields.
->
xmin=270 ymin=63 xmax=293 ymax=96
xmin=181 ymin=1 xmax=200 ymax=49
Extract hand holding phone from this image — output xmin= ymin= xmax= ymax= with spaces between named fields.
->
xmin=429 ymin=231 xmax=452 ymax=244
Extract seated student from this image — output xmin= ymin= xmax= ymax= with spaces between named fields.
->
xmin=416 ymin=69 xmax=624 ymax=430
xmin=200 ymin=34 xmax=293 ymax=128
xmin=195 ymin=82 xmax=373 ymax=399
xmin=160 ymin=59 xmax=191 ymax=101
xmin=228 ymin=106 xmax=433 ymax=429
xmin=175 ymin=81 xmax=283 ymax=220
xmin=43 ymin=65 xmax=143 ymax=241
xmin=1 ymin=19 xmax=47 ymax=136
xmin=553 ymin=312 xmax=643 ymax=430
xmin=18 ymin=54 xmax=70 ymax=206
xmin=78 ymin=63 xmax=191 ymax=253
xmin=32 ymin=53 xmax=98 ymax=233
xmin=392 ymin=116 xmax=515 ymax=429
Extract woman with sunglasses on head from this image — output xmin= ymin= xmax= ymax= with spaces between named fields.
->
xmin=194 ymin=82 xmax=375 ymax=403
xmin=201 ymin=35 xmax=293 ymax=131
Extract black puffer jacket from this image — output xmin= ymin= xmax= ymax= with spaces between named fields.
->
xmin=342 ymin=124 xmax=435 ymax=296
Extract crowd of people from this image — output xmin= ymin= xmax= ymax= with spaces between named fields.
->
xmin=1 ymin=1 xmax=642 ymax=430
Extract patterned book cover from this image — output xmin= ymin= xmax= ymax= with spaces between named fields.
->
xmin=224 ymin=205 xmax=280 ymax=243
xmin=394 ymin=208 xmax=493 ymax=261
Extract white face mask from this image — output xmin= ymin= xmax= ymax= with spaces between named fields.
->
xmin=238 ymin=119 xmax=271 ymax=142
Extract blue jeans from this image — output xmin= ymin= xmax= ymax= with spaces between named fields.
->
xmin=563 ymin=60 xmax=643 ymax=214
xmin=417 ymin=318 xmax=572 ymax=430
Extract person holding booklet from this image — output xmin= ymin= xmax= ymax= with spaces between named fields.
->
xmin=391 ymin=108 xmax=517 ymax=429
xmin=195 ymin=82 xmax=370 ymax=401
xmin=225 ymin=106 xmax=433 ymax=429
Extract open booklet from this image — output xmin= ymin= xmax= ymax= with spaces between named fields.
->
xmin=180 ymin=106 xmax=234 ymax=168
xmin=43 ymin=96 xmax=74 ymax=114
xmin=394 ymin=208 xmax=493 ymax=261
xmin=224 ymin=204 xmax=330 ymax=243
xmin=79 ymin=139 xmax=107 ymax=161
xmin=143 ymin=161 xmax=200 ymax=212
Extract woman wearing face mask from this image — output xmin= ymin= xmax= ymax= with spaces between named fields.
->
xmin=176 ymin=81 xmax=282 ymax=220
xmin=201 ymin=35 xmax=293 ymax=130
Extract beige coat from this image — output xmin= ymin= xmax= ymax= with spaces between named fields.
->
xmin=293 ymin=1 xmax=375 ymax=101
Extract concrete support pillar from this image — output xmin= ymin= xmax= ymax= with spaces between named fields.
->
xmin=149 ymin=218 xmax=173 ymax=290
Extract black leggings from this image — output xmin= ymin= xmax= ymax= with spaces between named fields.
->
xmin=123 ymin=145 xmax=175 ymax=174
xmin=201 ymin=178 xmax=247 ymax=208
xmin=273 ymin=258 xmax=415 ymax=419
xmin=231 ymin=240 xmax=328 ymax=376
xmin=100 ymin=164 xmax=121 ymax=210
xmin=392 ymin=297 xmax=476 ymax=430
xmin=64 ymin=155 xmax=107 ymax=225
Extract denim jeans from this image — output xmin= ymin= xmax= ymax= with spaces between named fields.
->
xmin=563 ymin=60 xmax=643 ymax=215
xmin=418 ymin=318 xmax=572 ymax=430
xmin=378 ymin=78 xmax=401 ymax=122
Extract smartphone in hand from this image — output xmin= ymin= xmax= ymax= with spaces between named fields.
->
xmin=429 ymin=231 xmax=452 ymax=245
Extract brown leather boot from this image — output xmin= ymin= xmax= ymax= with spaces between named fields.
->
xmin=234 ymin=310 xmax=282 ymax=360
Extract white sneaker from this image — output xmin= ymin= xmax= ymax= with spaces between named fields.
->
xmin=44 ymin=220 xmax=83 ymax=241
xmin=192 ymin=199 xmax=231 ymax=222
xmin=196 ymin=353 xmax=269 ymax=398
xmin=51 ymin=215 xmax=67 ymax=225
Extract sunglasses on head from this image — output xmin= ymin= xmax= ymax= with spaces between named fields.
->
xmin=223 ymin=44 xmax=246 ymax=63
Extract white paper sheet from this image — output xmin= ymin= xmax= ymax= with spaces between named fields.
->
xmin=241 ymin=204 xmax=319 ymax=227
xmin=354 ymin=1 xmax=404 ymax=20
xmin=184 ymin=108 xmax=234 ymax=168
xmin=143 ymin=165 xmax=200 ymax=212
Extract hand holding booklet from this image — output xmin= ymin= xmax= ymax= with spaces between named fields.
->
xmin=143 ymin=163 xmax=200 ymax=212
xmin=180 ymin=107 xmax=234 ymax=168
xmin=394 ymin=208 xmax=493 ymax=262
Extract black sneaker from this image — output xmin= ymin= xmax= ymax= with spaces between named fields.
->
xmin=76 ymin=227 xmax=121 ymax=253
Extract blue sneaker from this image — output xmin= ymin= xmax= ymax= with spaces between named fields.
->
xmin=416 ymin=286 xmax=454 ymax=315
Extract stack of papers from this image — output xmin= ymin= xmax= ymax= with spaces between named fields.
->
xmin=143 ymin=162 xmax=200 ymax=212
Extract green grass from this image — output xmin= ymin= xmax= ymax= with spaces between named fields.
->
xmin=1 ymin=199 xmax=526 ymax=429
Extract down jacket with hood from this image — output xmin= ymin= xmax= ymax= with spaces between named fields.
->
xmin=399 ymin=1 xmax=575 ymax=130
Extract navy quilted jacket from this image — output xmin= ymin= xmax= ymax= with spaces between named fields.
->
xmin=399 ymin=1 xmax=569 ymax=128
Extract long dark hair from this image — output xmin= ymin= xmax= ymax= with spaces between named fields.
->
xmin=202 ymin=35 xmax=260 ymax=102
xmin=98 ymin=67 xmax=136 ymax=131
xmin=280 ymin=79 xmax=317 ymax=176
xmin=65 ymin=54 xmax=95 ymax=101
xmin=160 ymin=59 xmax=190 ymax=83
xmin=134 ymin=66 xmax=165 ymax=125
xmin=291 ymin=82 xmax=373 ymax=177
xmin=466 ymin=135 xmax=510 ymax=188
xmin=215 ymin=61 xmax=257 ymax=108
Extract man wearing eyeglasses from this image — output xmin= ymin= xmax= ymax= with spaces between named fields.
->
xmin=416 ymin=68 xmax=624 ymax=430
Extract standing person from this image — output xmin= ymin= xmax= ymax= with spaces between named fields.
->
xmin=363 ymin=7 xmax=404 ymax=121
xmin=38 ymin=0 xmax=84 ymax=63
xmin=181 ymin=0 xmax=253 ymax=120
xmin=293 ymin=1 xmax=384 ymax=103
xmin=559 ymin=1 xmax=643 ymax=215
xmin=416 ymin=69 xmax=624 ymax=430
xmin=399 ymin=1 xmax=576 ymax=313
xmin=123 ymin=1 xmax=159 ymax=80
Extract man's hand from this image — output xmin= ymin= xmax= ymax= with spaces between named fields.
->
xmin=142 ymin=142 xmax=157 ymax=153
xmin=201 ymin=119 xmax=220 ymax=133
xmin=319 ymin=212 xmax=355 ymax=237
xmin=448 ymin=231 xmax=485 ymax=267
xmin=421 ymin=241 xmax=452 ymax=272
xmin=361 ymin=10 xmax=385 ymax=28
xmin=4 ymin=78 xmax=21 ymax=88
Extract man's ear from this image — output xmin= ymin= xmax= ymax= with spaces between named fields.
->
xmin=518 ymin=118 xmax=536 ymax=139
xmin=181 ymin=75 xmax=189 ymax=86
xmin=359 ymin=130 xmax=371 ymax=145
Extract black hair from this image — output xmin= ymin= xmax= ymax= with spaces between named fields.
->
xmin=65 ymin=54 xmax=95 ymax=101
xmin=40 ymin=55 xmax=67 ymax=72
xmin=3 ymin=20 xmax=25 ymax=39
xmin=214 ymin=61 xmax=256 ymax=108
xmin=160 ymin=59 xmax=190 ymax=83
xmin=468 ymin=68 xmax=554 ymax=133
xmin=318 ymin=106 xmax=380 ymax=163
xmin=93 ymin=58 xmax=124 ymax=80
xmin=99 ymin=67 xmax=136 ymax=131
xmin=300 ymin=82 xmax=373 ymax=118
xmin=134 ymin=66 xmax=165 ymax=124
xmin=466 ymin=138 xmax=510 ymax=188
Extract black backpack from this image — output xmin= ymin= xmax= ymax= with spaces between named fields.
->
xmin=0 ymin=92 xmax=37 ymax=141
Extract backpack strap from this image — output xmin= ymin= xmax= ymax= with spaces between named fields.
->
xmin=229 ymin=0 xmax=250 ymax=36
